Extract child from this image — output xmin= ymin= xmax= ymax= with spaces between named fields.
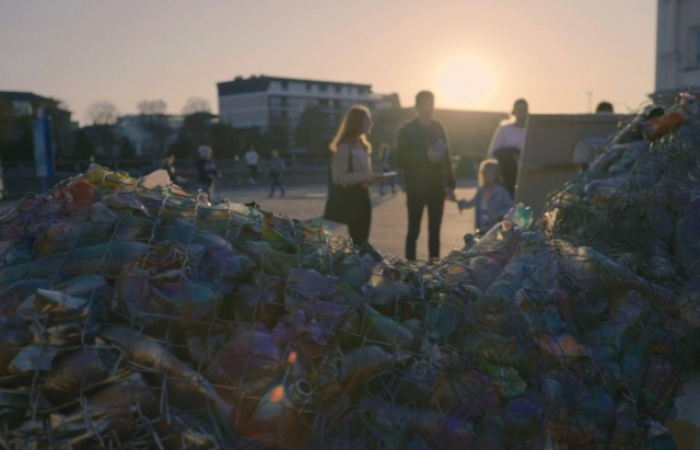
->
xmin=268 ymin=149 xmax=286 ymax=198
xmin=458 ymin=159 xmax=513 ymax=234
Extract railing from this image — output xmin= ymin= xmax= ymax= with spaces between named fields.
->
xmin=2 ymin=154 xmax=480 ymax=177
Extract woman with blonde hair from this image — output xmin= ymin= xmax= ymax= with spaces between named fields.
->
xmin=326 ymin=105 xmax=384 ymax=248
xmin=457 ymin=158 xmax=513 ymax=235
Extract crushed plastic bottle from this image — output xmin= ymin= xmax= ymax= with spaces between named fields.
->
xmin=503 ymin=203 xmax=534 ymax=229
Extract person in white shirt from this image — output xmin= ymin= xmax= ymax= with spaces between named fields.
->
xmin=245 ymin=147 xmax=259 ymax=185
xmin=487 ymin=98 xmax=528 ymax=197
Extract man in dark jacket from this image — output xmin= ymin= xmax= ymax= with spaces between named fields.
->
xmin=396 ymin=91 xmax=456 ymax=261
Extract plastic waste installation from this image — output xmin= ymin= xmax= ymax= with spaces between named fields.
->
xmin=0 ymin=93 xmax=698 ymax=448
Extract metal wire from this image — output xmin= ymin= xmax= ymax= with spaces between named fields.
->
xmin=0 ymin=140 xmax=695 ymax=450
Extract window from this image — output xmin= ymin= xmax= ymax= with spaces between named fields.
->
xmin=696 ymin=29 xmax=700 ymax=67
xmin=269 ymin=96 xmax=282 ymax=107
xmin=281 ymin=81 xmax=289 ymax=90
xmin=306 ymin=83 xmax=312 ymax=92
xmin=335 ymin=85 xmax=342 ymax=94
xmin=319 ymin=99 xmax=329 ymax=107
xmin=280 ymin=97 xmax=287 ymax=107
xmin=319 ymin=84 xmax=327 ymax=93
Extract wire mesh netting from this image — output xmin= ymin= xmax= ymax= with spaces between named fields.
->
xmin=0 ymin=98 xmax=698 ymax=449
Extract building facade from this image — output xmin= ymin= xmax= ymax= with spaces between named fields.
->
xmin=115 ymin=114 xmax=185 ymax=157
xmin=0 ymin=91 xmax=55 ymax=117
xmin=653 ymin=0 xmax=700 ymax=104
xmin=217 ymin=75 xmax=397 ymax=150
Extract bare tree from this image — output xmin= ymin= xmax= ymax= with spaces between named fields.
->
xmin=85 ymin=101 xmax=119 ymax=125
xmin=182 ymin=97 xmax=211 ymax=115
xmin=137 ymin=100 xmax=167 ymax=116
xmin=137 ymin=99 xmax=170 ymax=160
xmin=85 ymin=101 xmax=119 ymax=157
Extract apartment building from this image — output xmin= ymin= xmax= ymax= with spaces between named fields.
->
xmin=217 ymin=75 xmax=397 ymax=150
xmin=653 ymin=0 xmax=700 ymax=104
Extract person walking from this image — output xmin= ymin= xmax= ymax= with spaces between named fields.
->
xmin=233 ymin=154 xmax=242 ymax=185
xmin=245 ymin=146 xmax=259 ymax=185
xmin=396 ymin=91 xmax=456 ymax=262
xmin=330 ymin=105 xmax=383 ymax=249
xmin=487 ymin=98 xmax=529 ymax=198
xmin=197 ymin=145 xmax=221 ymax=202
xmin=268 ymin=149 xmax=286 ymax=198
xmin=378 ymin=144 xmax=396 ymax=196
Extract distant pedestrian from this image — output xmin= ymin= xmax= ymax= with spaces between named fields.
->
xmin=233 ymin=154 xmax=242 ymax=185
xmin=396 ymin=90 xmax=456 ymax=262
xmin=595 ymin=101 xmax=614 ymax=114
xmin=268 ymin=149 xmax=286 ymax=198
xmin=488 ymin=98 xmax=528 ymax=198
xmin=245 ymin=146 xmax=259 ymax=185
xmin=378 ymin=144 xmax=396 ymax=196
xmin=458 ymin=159 xmax=513 ymax=235
xmin=197 ymin=145 xmax=221 ymax=202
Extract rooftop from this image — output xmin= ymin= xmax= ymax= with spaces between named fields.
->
xmin=218 ymin=75 xmax=373 ymax=96
xmin=0 ymin=91 xmax=55 ymax=104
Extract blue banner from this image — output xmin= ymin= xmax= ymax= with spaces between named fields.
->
xmin=33 ymin=118 xmax=53 ymax=178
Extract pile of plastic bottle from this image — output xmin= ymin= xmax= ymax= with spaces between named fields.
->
xmin=0 ymin=95 xmax=697 ymax=449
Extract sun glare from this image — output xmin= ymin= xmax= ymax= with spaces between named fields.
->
xmin=440 ymin=59 xmax=493 ymax=108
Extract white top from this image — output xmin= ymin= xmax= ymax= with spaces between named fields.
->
xmin=245 ymin=150 xmax=259 ymax=165
xmin=331 ymin=141 xmax=373 ymax=186
xmin=487 ymin=123 xmax=526 ymax=157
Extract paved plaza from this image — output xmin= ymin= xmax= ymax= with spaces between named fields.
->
xmin=0 ymin=180 xmax=478 ymax=262
xmin=217 ymin=181 xmax=478 ymax=261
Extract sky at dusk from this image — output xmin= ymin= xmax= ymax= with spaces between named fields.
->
xmin=1 ymin=0 xmax=657 ymax=124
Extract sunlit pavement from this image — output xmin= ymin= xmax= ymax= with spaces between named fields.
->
xmin=0 ymin=181 xmax=478 ymax=262
xmin=217 ymin=181 xmax=478 ymax=261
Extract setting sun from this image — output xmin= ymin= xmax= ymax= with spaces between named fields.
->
xmin=440 ymin=59 xmax=494 ymax=108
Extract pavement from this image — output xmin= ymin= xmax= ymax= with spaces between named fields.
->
xmin=217 ymin=180 xmax=478 ymax=261
xmin=0 ymin=180 xmax=478 ymax=262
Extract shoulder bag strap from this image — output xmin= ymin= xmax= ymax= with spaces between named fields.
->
xmin=346 ymin=142 xmax=354 ymax=174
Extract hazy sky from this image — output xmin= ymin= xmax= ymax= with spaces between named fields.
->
xmin=1 ymin=0 xmax=657 ymax=124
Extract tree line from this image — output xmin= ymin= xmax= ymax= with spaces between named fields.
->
xmin=0 ymin=95 xmax=277 ymax=164
xmin=0 ymin=92 xmax=349 ymax=165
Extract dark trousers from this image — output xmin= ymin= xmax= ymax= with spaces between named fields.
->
xmin=269 ymin=172 xmax=284 ymax=197
xmin=248 ymin=165 xmax=258 ymax=178
xmin=347 ymin=188 xmax=371 ymax=246
xmin=199 ymin=181 xmax=216 ymax=202
xmin=405 ymin=189 xmax=445 ymax=260
xmin=495 ymin=155 xmax=518 ymax=198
